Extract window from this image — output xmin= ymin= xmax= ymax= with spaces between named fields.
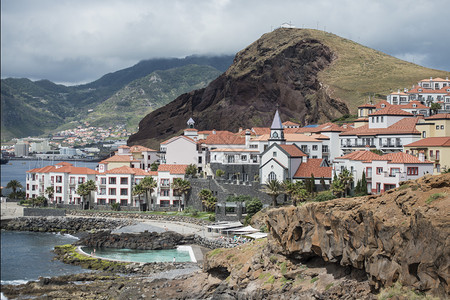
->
xmin=161 ymin=179 xmax=170 ymax=187
xmin=100 ymin=188 xmax=106 ymax=195
xmin=381 ymin=116 xmax=384 ymax=122
xmin=241 ymin=155 xmax=247 ymax=161
xmin=120 ymin=199 xmax=128 ymax=206
xmin=441 ymin=125 xmax=444 ymax=130
xmin=422 ymin=131 xmax=426 ymax=138
xmin=390 ymin=168 xmax=400 ymax=176
xmin=198 ymin=156 xmax=202 ymax=164
xmin=78 ymin=177 xmax=85 ymax=184
xmin=436 ymin=125 xmax=440 ymax=130
xmin=376 ymin=167 xmax=383 ymax=175
xmin=436 ymin=150 xmax=440 ymax=160
xmin=56 ymin=186 xmax=62 ymax=193
xmin=436 ymin=164 xmax=441 ymax=173
xmin=160 ymin=200 xmax=170 ymax=207
xmin=160 ymin=189 xmax=170 ymax=197
xmin=227 ymin=155 xmax=235 ymax=163
xmin=430 ymin=150 xmax=434 ymax=158
xmin=366 ymin=167 xmax=372 ymax=178
xmin=101 ymin=177 xmax=106 ymax=184
xmin=70 ymin=177 xmax=75 ymax=184
xmin=120 ymin=177 xmax=128 ymax=185
xmin=109 ymin=177 xmax=116 ymax=184
xmin=407 ymin=167 xmax=418 ymax=175
xmin=148 ymin=155 xmax=151 ymax=160
xmin=312 ymin=145 xmax=318 ymax=151
xmin=120 ymin=188 xmax=128 ymax=196
xmin=273 ymin=151 xmax=277 ymax=157
xmin=109 ymin=199 xmax=116 ymax=204
xmin=109 ymin=188 xmax=116 ymax=195
xmin=56 ymin=176 xmax=62 ymax=183
xmin=268 ymin=171 xmax=277 ymax=181
xmin=99 ymin=199 xmax=106 ymax=205
xmin=322 ymin=145 xmax=328 ymax=152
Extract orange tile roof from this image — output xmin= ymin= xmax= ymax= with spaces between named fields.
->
xmin=294 ymin=159 xmax=332 ymax=178
xmin=252 ymin=133 xmax=321 ymax=142
xmin=280 ymin=144 xmax=307 ymax=157
xmin=370 ymin=105 xmax=414 ymax=116
xmin=251 ymin=127 xmax=270 ymax=136
xmin=99 ymin=155 xmax=139 ymax=164
xmin=161 ymin=135 xmax=196 ymax=145
xmin=210 ymin=148 xmax=258 ymax=152
xmin=419 ymin=77 xmax=449 ymax=82
xmin=283 ymin=121 xmax=300 ymax=126
xmin=118 ymin=145 xmax=130 ymax=149
xmin=340 ymin=117 xmax=421 ymax=136
xmin=28 ymin=165 xmax=97 ymax=175
xmin=404 ymin=137 xmax=450 ymax=147
xmin=203 ymin=133 xmax=245 ymax=145
xmin=374 ymin=152 xmax=432 ymax=164
xmin=157 ymin=164 xmax=188 ymax=174
xmin=105 ymin=166 xmax=154 ymax=175
xmin=425 ymin=113 xmax=450 ymax=120
xmin=184 ymin=128 xmax=198 ymax=132
xmin=408 ymin=86 xmax=447 ymax=94
xmin=129 ymin=145 xmax=157 ymax=152
xmin=335 ymin=150 xmax=382 ymax=162
xmin=400 ymin=101 xmax=428 ymax=109
xmin=375 ymin=100 xmax=391 ymax=109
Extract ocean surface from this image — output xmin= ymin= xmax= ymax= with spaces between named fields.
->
xmin=0 ymin=231 xmax=91 ymax=285
xmin=1 ymin=159 xmax=98 ymax=189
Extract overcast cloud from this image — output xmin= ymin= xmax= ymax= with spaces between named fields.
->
xmin=1 ymin=0 xmax=449 ymax=85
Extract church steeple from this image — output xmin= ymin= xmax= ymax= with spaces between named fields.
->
xmin=269 ymin=108 xmax=285 ymax=145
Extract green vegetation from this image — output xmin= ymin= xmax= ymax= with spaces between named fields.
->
xmin=215 ymin=169 xmax=225 ymax=178
xmin=77 ymin=180 xmax=97 ymax=209
xmin=314 ymin=190 xmax=336 ymax=202
xmin=265 ymin=275 xmax=276 ymax=284
xmin=208 ymin=248 xmax=224 ymax=257
xmin=185 ymin=164 xmax=198 ymax=177
xmin=310 ymin=276 xmax=319 ymax=283
xmin=426 ymin=193 xmax=446 ymax=204
xmin=378 ymin=282 xmax=439 ymax=300
xmin=171 ymin=178 xmax=191 ymax=210
xmin=5 ymin=180 xmax=24 ymax=200
xmin=198 ymin=189 xmax=217 ymax=212
xmin=325 ymin=283 xmax=334 ymax=291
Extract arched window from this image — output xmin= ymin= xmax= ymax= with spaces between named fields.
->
xmin=268 ymin=171 xmax=277 ymax=181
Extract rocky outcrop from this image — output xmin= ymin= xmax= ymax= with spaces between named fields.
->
xmin=266 ymin=173 xmax=450 ymax=298
xmin=1 ymin=216 xmax=135 ymax=233
xmin=75 ymin=230 xmax=195 ymax=250
xmin=128 ymin=28 xmax=349 ymax=148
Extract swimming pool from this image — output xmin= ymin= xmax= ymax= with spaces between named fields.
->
xmin=81 ymin=245 xmax=195 ymax=263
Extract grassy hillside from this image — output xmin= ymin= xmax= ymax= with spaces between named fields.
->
xmin=82 ymin=64 xmax=222 ymax=131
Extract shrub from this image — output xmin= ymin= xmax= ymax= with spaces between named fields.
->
xmin=314 ymin=190 xmax=336 ymax=202
xmin=110 ymin=203 xmax=120 ymax=211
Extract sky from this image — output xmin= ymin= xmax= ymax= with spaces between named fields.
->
xmin=2 ymin=0 xmax=450 ymax=86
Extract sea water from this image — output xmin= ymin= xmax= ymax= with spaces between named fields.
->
xmin=0 ymin=231 xmax=91 ymax=285
xmin=81 ymin=246 xmax=193 ymax=263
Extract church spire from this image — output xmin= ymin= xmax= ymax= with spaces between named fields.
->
xmin=269 ymin=108 xmax=285 ymax=145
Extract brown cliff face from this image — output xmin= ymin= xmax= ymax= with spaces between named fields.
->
xmin=266 ymin=173 xmax=450 ymax=297
xmin=128 ymin=28 xmax=349 ymax=148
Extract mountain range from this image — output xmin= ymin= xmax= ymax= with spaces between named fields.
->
xmin=0 ymin=55 xmax=234 ymax=140
xmin=128 ymin=28 xmax=450 ymax=148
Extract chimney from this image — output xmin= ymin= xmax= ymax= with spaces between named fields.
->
xmin=430 ymin=77 xmax=433 ymax=81
xmin=239 ymin=127 xmax=243 ymax=133
xmin=419 ymin=150 xmax=425 ymax=162
xmin=245 ymin=130 xmax=251 ymax=147
xmin=302 ymin=156 xmax=308 ymax=163
xmin=365 ymin=145 xmax=370 ymax=151
xmin=398 ymin=89 xmax=400 ymax=93
xmin=212 ymin=129 xmax=216 ymax=135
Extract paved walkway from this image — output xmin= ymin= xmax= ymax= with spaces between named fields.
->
xmin=1 ymin=202 xmax=23 ymax=220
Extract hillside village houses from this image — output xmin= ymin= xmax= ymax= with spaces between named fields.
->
xmin=25 ymin=76 xmax=450 ymax=209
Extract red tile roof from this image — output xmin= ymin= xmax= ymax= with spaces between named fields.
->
xmin=105 ymin=166 xmax=154 ymax=175
xmin=404 ymin=137 xmax=450 ymax=147
xmin=335 ymin=150 xmax=382 ymax=162
xmin=251 ymin=127 xmax=270 ymax=136
xmin=283 ymin=121 xmax=300 ymax=126
xmin=374 ymin=152 xmax=432 ymax=164
xmin=161 ymin=135 xmax=197 ymax=145
xmin=294 ymin=159 xmax=332 ymax=178
xmin=99 ymin=155 xmax=139 ymax=164
xmin=28 ymin=165 xmax=97 ymax=175
xmin=400 ymin=101 xmax=428 ymax=109
xmin=55 ymin=162 xmax=73 ymax=166
xmin=280 ymin=144 xmax=307 ymax=157
xmin=157 ymin=164 xmax=188 ymax=175
xmin=425 ymin=113 xmax=450 ymax=120
xmin=340 ymin=117 xmax=421 ymax=136
xmin=129 ymin=145 xmax=157 ymax=152
xmin=203 ymin=133 xmax=245 ymax=145
xmin=370 ymin=105 xmax=414 ymax=116
xmin=375 ymin=100 xmax=391 ymax=109
xmin=358 ymin=103 xmax=376 ymax=109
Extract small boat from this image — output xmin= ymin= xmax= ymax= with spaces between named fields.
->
xmin=0 ymin=157 xmax=9 ymax=165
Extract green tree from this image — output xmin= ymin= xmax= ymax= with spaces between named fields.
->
xmin=77 ymin=180 xmax=97 ymax=209
xmin=215 ymin=169 xmax=225 ymax=178
xmin=291 ymin=181 xmax=308 ymax=206
xmin=33 ymin=196 xmax=47 ymax=207
xmin=140 ymin=176 xmax=157 ymax=210
xmin=282 ymin=180 xmax=295 ymax=204
xmin=264 ymin=179 xmax=283 ymax=207
xmin=6 ymin=180 xmax=23 ymax=199
xmin=198 ymin=189 xmax=217 ymax=212
xmin=320 ymin=177 xmax=327 ymax=190
xmin=331 ymin=178 xmax=345 ymax=198
xmin=339 ymin=168 xmax=354 ymax=197
xmin=310 ymin=174 xmax=316 ymax=195
xmin=45 ymin=186 xmax=54 ymax=205
xmin=132 ymin=183 xmax=146 ymax=207
xmin=244 ymin=198 xmax=263 ymax=224
xmin=150 ymin=162 xmax=159 ymax=171
xmin=430 ymin=102 xmax=441 ymax=115
xmin=185 ymin=164 xmax=198 ymax=177
xmin=172 ymin=178 xmax=191 ymax=211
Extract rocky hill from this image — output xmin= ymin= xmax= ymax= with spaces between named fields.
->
xmin=128 ymin=28 xmax=450 ymax=148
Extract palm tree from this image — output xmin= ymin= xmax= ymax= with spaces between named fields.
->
xmin=172 ymin=178 xmax=191 ymax=211
xmin=339 ymin=168 xmax=354 ymax=197
xmin=6 ymin=180 xmax=23 ymax=199
xmin=198 ymin=189 xmax=216 ymax=212
xmin=264 ymin=179 xmax=283 ymax=207
xmin=77 ymin=180 xmax=96 ymax=209
xmin=140 ymin=176 xmax=157 ymax=211
xmin=45 ymin=186 xmax=54 ymax=205
xmin=291 ymin=181 xmax=308 ymax=206
xmin=132 ymin=183 xmax=146 ymax=208
xmin=282 ymin=179 xmax=295 ymax=203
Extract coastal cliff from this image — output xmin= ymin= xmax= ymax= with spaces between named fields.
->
xmin=266 ymin=173 xmax=449 ymax=297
